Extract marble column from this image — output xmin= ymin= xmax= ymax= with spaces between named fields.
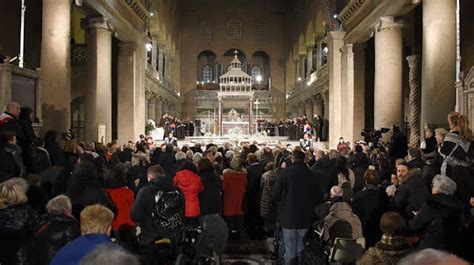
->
xmin=341 ymin=43 xmax=355 ymax=142
xmin=151 ymin=40 xmax=158 ymax=72
xmin=117 ymin=42 xmax=138 ymax=143
xmin=83 ymin=17 xmax=113 ymax=143
xmin=155 ymin=98 xmax=162 ymax=122
xmin=306 ymin=99 xmax=314 ymax=122
xmin=374 ymin=17 xmax=403 ymax=135
xmin=306 ymin=45 xmax=314 ymax=77
xmin=249 ymin=97 xmax=254 ymax=135
xmin=407 ymin=55 xmax=421 ymax=147
xmin=299 ymin=55 xmax=306 ymax=80
xmin=41 ymin=0 xmax=71 ymax=133
xmin=421 ymin=0 xmax=456 ymax=128
xmin=313 ymin=95 xmax=322 ymax=117
xmin=218 ymin=95 xmax=223 ymax=135
xmin=325 ymin=31 xmax=346 ymax=147
xmin=295 ymin=58 xmax=301 ymax=83
xmin=157 ymin=44 xmax=165 ymax=79
xmin=315 ymin=41 xmax=323 ymax=69
xmin=147 ymin=96 xmax=156 ymax=121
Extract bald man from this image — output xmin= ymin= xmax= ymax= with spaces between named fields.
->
xmin=0 ymin=102 xmax=31 ymax=156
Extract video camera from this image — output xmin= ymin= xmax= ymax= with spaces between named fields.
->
xmin=361 ymin=128 xmax=390 ymax=148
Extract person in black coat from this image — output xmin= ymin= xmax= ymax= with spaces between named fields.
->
xmin=18 ymin=195 xmax=80 ymax=265
xmin=131 ymin=165 xmax=184 ymax=245
xmin=348 ymin=145 xmax=370 ymax=194
xmin=31 ymin=137 xmax=52 ymax=174
xmin=389 ymin=125 xmax=408 ymax=167
xmin=272 ymin=150 xmax=323 ymax=265
xmin=392 ymin=166 xmax=428 ymax=220
xmin=310 ymin=150 xmax=337 ymax=199
xmin=409 ymin=175 xmax=464 ymax=252
xmin=198 ymin=158 xmax=222 ymax=215
xmin=0 ymin=102 xmax=32 ymax=157
xmin=156 ymin=144 xmax=176 ymax=179
xmin=0 ymin=178 xmax=38 ymax=265
xmin=44 ymin=130 xmax=66 ymax=166
xmin=245 ymin=153 xmax=264 ymax=236
xmin=66 ymin=160 xmax=116 ymax=218
xmin=351 ymin=168 xmax=389 ymax=247
xmin=407 ymin=148 xmax=426 ymax=171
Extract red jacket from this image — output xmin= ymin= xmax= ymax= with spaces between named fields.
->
xmin=105 ymin=186 xmax=135 ymax=230
xmin=173 ymin=169 xmax=204 ymax=217
xmin=222 ymin=169 xmax=247 ymax=216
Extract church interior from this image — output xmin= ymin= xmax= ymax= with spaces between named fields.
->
xmin=1 ymin=0 xmax=474 ymax=264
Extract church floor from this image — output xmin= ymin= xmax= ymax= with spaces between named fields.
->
xmin=222 ymin=235 xmax=276 ymax=265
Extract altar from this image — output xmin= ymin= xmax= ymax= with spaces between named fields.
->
xmin=222 ymin=121 xmax=250 ymax=135
xmin=217 ymin=51 xmax=255 ymax=136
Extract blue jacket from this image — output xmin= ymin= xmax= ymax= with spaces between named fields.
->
xmin=50 ymin=233 xmax=114 ymax=265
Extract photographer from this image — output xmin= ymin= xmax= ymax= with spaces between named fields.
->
xmin=389 ymin=125 xmax=408 ymax=168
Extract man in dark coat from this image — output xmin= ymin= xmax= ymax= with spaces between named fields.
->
xmin=310 ymin=150 xmax=337 ymax=199
xmin=131 ymin=165 xmax=184 ymax=245
xmin=409 ymin=175 xmax=464 ymax=252
xmin=0 ymin=102 xmax=32 ymax=156
xmin=351 ymin=172 xmax=389 ymax=247
xmin=272 ymin=150 xmax=323 ymax=265
xmin=389 ymin=125 xmax=408 ymax=167
xmin=156 ymin=144 xmax=176 ymax=179
xmin=393 ymin=167 xmax=428 ymax=219
xmin=245 ymin=153 xmax=264 ymax=237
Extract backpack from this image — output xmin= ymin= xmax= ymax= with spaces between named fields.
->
xmin=151 ymin=188 xmax=185 ymax=236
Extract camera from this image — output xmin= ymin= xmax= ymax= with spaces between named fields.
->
xmin=361 ymin=128 xmax=390 ymax=148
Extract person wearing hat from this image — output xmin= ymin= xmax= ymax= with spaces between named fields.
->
xmin=222 ymin=158 xmax=247 ymax=238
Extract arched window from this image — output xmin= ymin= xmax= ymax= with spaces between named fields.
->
xmin=251 ymin=65 xmax=262 ymax=83
xmin=201 ymin=19 xmax=213 ymax=41
xmin=202 ymin=65 xmax=213 ymax=82
xmin=227 ymin=19 xmax=242 ymax=40
xmin=256 ymin=21 xmax=269 ymax=41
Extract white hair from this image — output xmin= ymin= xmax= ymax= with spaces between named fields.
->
xmin=225 ymin=150 xmax=234 ymax=159
xmin=185 ymin=150 xmax=194 ymax=159
xmin=46 ymin=195 xmax=72 ymax=214
xmin=398 ymin=248 xmax=467 ymax=265
xmin=80 ymin=244 xmax=139 ymax=265
xmin=432 ymin=175 xmax=457 ymax=195
xmin=175 ymin=151 xmax=186 ymax=161
xmin=193 ymin=152 xmax=203 ymax=164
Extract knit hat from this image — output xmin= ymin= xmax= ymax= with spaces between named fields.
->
xmin=229 ymin=158 xmax=241 ymax=171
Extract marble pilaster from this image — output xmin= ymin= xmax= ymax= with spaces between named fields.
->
xmin=40 ymin=0 xmax=71 ymax=133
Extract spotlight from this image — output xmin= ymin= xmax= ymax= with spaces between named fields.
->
xmin=145 ymin=43 xmax=152 ymax=51
xmin=256 ymin=75 xmax=262 ymax=83
xmin=333 ymin=14 xmax=338 ymax=19
xmin=297 ymin=77 xmax=302 ymax=81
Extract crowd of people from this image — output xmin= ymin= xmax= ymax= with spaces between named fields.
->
xmin=250 ymin=114 xmax=326 ymax=141
xmin=157 ymin=114 xmax=194 ymax=140
xmin=0 ymin=100 xmax=473 ymax=265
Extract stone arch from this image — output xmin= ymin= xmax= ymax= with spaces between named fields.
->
xmin=251 ymin=51 xmax=270 ymax=89
xmin=297 ymin=34 xmax=306 ymax=56
xmin=305 ymin=21 xmax=315 ymax=45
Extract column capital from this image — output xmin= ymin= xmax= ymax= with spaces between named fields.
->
xmin=406 ymin=54 xmax=420 ymax=68
xmin=376 ymin=16 xmax=404 ymax=32
xmin=324 ymin=31 xmax=346 ymax=43
xmin=81 ymin=17 xmax=115 ymax=32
